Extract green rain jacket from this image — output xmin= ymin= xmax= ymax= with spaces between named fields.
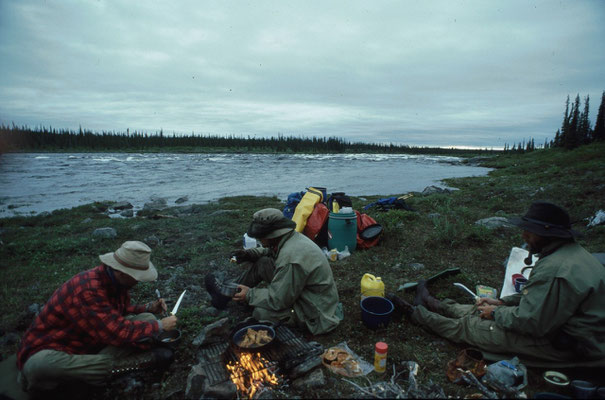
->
xmin=496 ymin=240 xmax=605 ymax=359
xmin=246 ymin=231 xmax=341 ymax=335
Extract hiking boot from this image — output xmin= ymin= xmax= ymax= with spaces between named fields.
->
xmin=204 ymin=272 xmax=231 ymax=310
xmin=413 ymin=280 xmax=442 ymax=312
xmin=110 ymin=347 xmax=174 ymax=376
xmin=386 ymin=292 xmax=415 ymax=320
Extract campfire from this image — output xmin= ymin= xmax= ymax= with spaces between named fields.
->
xmin=226 ymin=351 xmax=280 ymax=399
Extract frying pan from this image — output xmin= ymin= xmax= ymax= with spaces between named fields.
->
xmin=231 ymin=320 xmax=286 ymax=351
xmin=231 ymin=323 xmax=277 ymax=351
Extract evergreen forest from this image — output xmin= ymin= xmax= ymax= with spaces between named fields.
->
xmin=1 ymin=90 xmax=603 ymax=155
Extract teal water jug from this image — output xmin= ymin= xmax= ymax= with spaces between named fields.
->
xmin=327 ymin=212 xmax=357 ymax=252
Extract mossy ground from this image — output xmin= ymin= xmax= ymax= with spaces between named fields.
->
xmin=1 ymin=143 xmax=604 ymax=398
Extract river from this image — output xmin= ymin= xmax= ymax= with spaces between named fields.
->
xmin=0 ymin=152 xmax=491 ymax=217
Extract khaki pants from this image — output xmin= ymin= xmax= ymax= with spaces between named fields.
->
xmin=238 ymin=257 xmax=298 ymax=325
xmin=412 ymin=299 xmax=573 ymax=362
xmin=19 ymin=313 xmax=157 ymax=392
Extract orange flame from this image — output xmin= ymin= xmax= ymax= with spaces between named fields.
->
xmin=226 ymin=352 xmax=279 ymax=399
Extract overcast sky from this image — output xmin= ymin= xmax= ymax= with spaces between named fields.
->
xmin=1 ymin=1 xmax=604 ymax=149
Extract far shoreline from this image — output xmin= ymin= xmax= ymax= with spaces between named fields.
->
xmin=1 ymin=147 xmax=500 ymax=159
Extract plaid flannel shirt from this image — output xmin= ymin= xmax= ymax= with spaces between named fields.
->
xmin=17 ymin=265 xmax=159 ymax=369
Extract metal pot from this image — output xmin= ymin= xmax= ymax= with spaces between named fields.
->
xmin=157 ymin=329 xmax=182 ymax=348
xmin=231 ymin=323 xmax=277 ymax=351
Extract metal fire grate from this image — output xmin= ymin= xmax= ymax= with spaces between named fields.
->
xmin=196 ymin=324 xmax=323 ymax=387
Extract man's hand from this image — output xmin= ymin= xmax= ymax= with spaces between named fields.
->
xmin=233 ymin=285 xmax=249 ymax=302
xmin=231 ymin=250 xmax=254 ymax=264
xmin=148 ymin=298 xmax=168 ymax=315
xmin=475 ymin=297 xmax=503 ymax=307
xmin=160 ymin=315 xmax=178 ymax=331
xmin=478 ymin=305 xmax=497 ymax=320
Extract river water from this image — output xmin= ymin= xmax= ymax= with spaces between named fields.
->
xmin=0 ymin=152 xmax=491 ymax=217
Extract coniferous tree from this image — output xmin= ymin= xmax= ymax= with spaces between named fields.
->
xmin=594 ymin=91 xmax=605 ymax=141
xmin=578 ymin=95 xmax=591 ymax=145
xmin=565 ymin=94 xmax=581 ymax=149
xmin=557 ymin=95 xmax=570 ymax=148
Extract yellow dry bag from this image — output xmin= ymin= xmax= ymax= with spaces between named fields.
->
xmin=291 ymin=187 xmax=324 ymax=232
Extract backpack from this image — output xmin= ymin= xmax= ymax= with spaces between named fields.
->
xmin=355 ymin=210 xmax=382 ymax=249
xmin=283 ymin=191 xmax=305 ymax=218
xmin=303 ymin=203 xmax=330 ymax=247
xmin=363 ymin=196 xmax=415 ymax=212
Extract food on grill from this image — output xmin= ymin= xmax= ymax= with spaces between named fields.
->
xmin=238 ymin=328 xmax=273 ymax=347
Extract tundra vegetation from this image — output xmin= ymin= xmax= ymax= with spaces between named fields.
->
xmin=0 ymin=141 xmax=604 ymax=398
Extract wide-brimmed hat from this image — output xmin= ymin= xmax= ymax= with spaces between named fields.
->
xmin=508 ymin=201 xmax=580 ymax=238
xmin=99 ymin=241 xmax=158 ymax=282
xmin=247 ymin=208 xmax=296 ymax=239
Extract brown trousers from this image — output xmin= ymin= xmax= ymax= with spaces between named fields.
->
xmin=18 ymin=313 xmax=157 ymax=392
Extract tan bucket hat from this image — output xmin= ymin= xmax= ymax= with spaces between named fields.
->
xmin=99 ymin=241 xmax=158 ymax=282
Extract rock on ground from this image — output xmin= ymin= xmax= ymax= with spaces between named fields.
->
xmin=92 ymin=227 xmax=117 ymax=238
xmin=192 ymin=317 xmax=231 ymax=347
xmin=112 ymin=201 xmax=133 ymax=210
xmin=120 ymin=209 xmax=134 ymax=217
xmin=175 ymin=196 xmax=189 ymax=204
xmin=292 ymin=368 xmax=326 ymax=389
xmin=474 ymin=217 xmax=513 ymax=229
xmin=143 ymin=198 xmax=167 ymax=211
xmin=422 ymin=186 xmax=451 ymax=195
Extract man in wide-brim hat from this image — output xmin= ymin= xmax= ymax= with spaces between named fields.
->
xmin=205 ymin=208 xmax=341 ymax=335
xmin=16 ymin=241 xmax=179 ymax=394
xmin=388 ymin=201 xmax=605 ymax=364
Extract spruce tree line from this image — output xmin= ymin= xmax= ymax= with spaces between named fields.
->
xmin=0 ymin=124 xmax=495 ymax=155
xmin=552 ymin=90 xmax=605 ymax=149
xmin=503 ymin=90 xmax=605 ymax=153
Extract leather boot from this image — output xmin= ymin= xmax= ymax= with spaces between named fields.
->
xmin=413 ymin=280 xmax=442 ymax=312
xmin=386 ymin=293 xmax=415 ymax=321
xmin=110 ymin=347 xmax=174 ymax=376
xmin=204 ymin=272 xmax=231 ymax=310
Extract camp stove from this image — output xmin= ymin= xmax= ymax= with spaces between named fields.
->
xmin=194 ymin=322 xmax=323 ymax=398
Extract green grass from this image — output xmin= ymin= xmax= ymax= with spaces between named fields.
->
xmin=1 ymin=142 xmax=604 ymax=398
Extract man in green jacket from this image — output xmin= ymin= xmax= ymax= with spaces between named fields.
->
xmin=389 ymin=202 xmax=605 ymax=363
xmin=207 ymin=208 xmax=341 ymax=335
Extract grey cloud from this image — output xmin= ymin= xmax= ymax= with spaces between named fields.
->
xmin=1 ymin=0 xmax=604 ymax=149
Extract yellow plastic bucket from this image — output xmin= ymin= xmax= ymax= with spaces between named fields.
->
xmin=361 ymin=273 xmax=385 ymax=298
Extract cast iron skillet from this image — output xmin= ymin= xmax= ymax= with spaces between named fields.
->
xmin=231 ymin=323 xmax=277 ymax=351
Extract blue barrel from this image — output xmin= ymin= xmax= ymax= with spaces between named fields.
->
xmin=327 ymin=212 xmax=357 ymax=252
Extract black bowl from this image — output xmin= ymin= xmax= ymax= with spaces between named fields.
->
xmin=158 ymin=329 xmax=182 ymax=347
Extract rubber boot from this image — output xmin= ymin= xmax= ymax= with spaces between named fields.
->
xmin=204 ymin=272 xmax=231 ymax=310
xmin=413 ymin=280 xmax=442 ymax=312
xmin=385 ymin=292 xmax=415 ymax=321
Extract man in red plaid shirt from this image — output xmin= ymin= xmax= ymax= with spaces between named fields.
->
xmin=16 ymin=241 xmax=178 ymax=393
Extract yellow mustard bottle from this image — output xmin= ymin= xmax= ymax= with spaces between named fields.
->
xmin=374 ymin=342 xmax=388 ymax=373
xmin=361 ymin=274 xmax=385 ymax=299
